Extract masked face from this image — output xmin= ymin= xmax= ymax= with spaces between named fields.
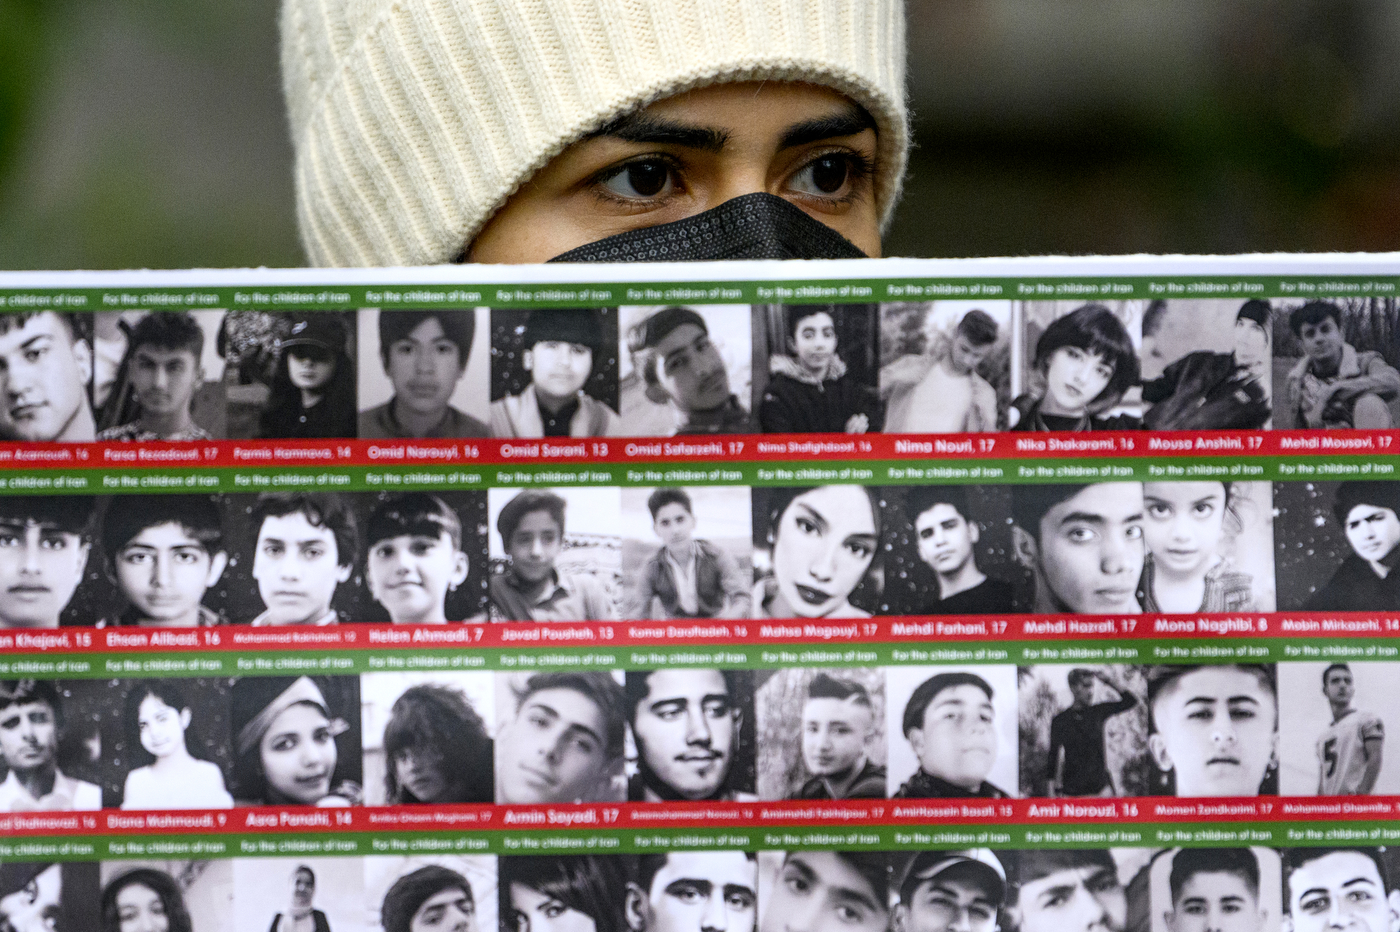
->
xmin=469 ymin=82 xmax=880 ymax=263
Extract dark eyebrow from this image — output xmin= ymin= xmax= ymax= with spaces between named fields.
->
xmin=588 ymin=112 xmax=729 ymax=153
xmin=793 ymin=503 xmax=830 ymax=534
xmin=1057 ymin=511 xmax=1107 ymax=527
xmin=779 ymin=106 xmax=876 ymax=150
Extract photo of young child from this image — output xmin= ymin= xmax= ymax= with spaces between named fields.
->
xmin=489 ymin=307 xmax=620 ymax=437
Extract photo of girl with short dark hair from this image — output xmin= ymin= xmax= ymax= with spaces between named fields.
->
xmin=258 ymin=314 xmax=357 ymax=439
xmin=1009 ymin=303 xmax=1141 ymax=432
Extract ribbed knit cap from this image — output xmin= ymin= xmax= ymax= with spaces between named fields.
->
xmin=281 ymin=0 xmax=908 ymax=268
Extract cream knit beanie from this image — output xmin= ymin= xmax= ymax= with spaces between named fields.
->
xmin=281 ymin=0 xmax=908 ymax=268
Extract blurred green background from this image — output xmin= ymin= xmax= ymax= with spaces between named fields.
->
xmin=1 ymin=0 xmax=1397 ymax=269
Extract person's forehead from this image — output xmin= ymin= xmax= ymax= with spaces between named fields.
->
xmin=929 ymin=683 xmax=991 ymax=710
xmin=915 ymin=504 xmax=964 ymax=528
xmin=524 ymin=687 xmax=603 ymax=730
xmin=259 ymin=512 xmax=335 ymax=542
xmin=0 ymin=518 xmax=75 ymax=536
xmin=654 ymin=851 xmax=754 ymax=890
xmin=803 ymin=695 xmax=868 ymax=722
xmin=1345 ymin=504 xmax=1397 ymax=523
xmin=373 ymin=530 xmax=451 ymax=548
xmin=789 ymin=487 xmax=876 ymax=532
xmin=785 ymin=852 xmax=874 ymax=897
xmin=533 ymin=339 xmax=589 ymax=352
xmin=267 ymin=701 xmax=328 ymax=731
xmin=654 ymin=503 xmax=691 ymax=521
xmin=1160 ymin=667 xmax=1270 ymax=704
xmin=402 ymin=316 xmax=449 ymax=343
xmin=127 ymin=522 xmax=204 ymax=549
xmin=1046 ymin=484 xmax=1144 ymax=524
xmin=133 ymin=345 xmax=196 ymax=365
xmin=795 ymin=312 xmax=834 ymax=331
xmin=646 ymin=668 xmax=728 ymax=703
xmin=1023 ymin=865 xmax=1106 ymax=894
xmin=1293 ymin=852 xmax=1384 ymax=890
xmin=420 ymin=886 xmax=471 ymax=906
xmin=513 ymin=509 xmax=563 ymax=536
xmin=655 ymin=323 xmax=708 ymax=359
xmin=0 ymin=313 xmax=69 ymax=352
xmin=1178 ymin=871 xmax=1253 ymax=899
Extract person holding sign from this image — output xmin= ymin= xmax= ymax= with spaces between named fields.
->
xmin=281 ymin=2 xmax=906 ymax=267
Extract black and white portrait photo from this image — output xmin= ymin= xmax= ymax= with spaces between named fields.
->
xmin=880 ymin=301 xmax=1012 ymax=434
xmin=754 ymin=669 xmax=885 ymax=801
xmin=234 ymin=857 xmax=369 ymax=932
xmin=489 ymin=307 xmax=620 ymax=438
xmin=885 ymin=665 xmax=1017 ymax=800
xmin=619 ymin=486 xmax=752 ymax=620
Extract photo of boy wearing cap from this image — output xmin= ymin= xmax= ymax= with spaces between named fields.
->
xmin=359 ymin=309 xmax=490 ymax=439
xmin=491 ymin=307 xmax=621 ymax=438
xmin=893 ymin=850 xmax=1007 ymax=932
xmin=258 ymin=313 xmax=358 ymax=440
xmin=1139 ymin=299 xmax=1272 ymax=431
xmin=621 ymin=306 xmax=752 ymax=436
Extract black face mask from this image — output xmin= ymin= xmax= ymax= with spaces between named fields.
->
xmin=548 ymin=192 xmax=867 ymax=263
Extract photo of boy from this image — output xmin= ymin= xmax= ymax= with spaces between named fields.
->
xmin=1279 ymin=300 xmax=1400 ymax=429
xmin=757 ymin=851 xmax=889 ymax=932
xmin=754 ymin=303 xmax=881 ymax=434
xmin=0 ymin=312 xmax=95 ymax=443
xmin=1139 ymin=300 xmax=1271 ymax=431
xmin=245 ymin=492 xmax=357 ymax=626
xmin=1002 ymin=850 xmax=1127 ymax=932
xmin=621 ymin=487 xmax=751 ymax=620
xmin=1009 ymin=303 xmax=1141 ymax=432
xmin=1147 ymin=664 xmax=1278 ymax=797
xmin=1019 ymin=666 xmax=1147 ymax=799
xmin=1277 ymin=662 xmax=1399 ymax=797
xmin=880 ymin=302 xmax=1009 ymax=434
xmin=0 ymin=497 xmax=93 ymax=629
xmin=621 ymin=306 xmax=751 ymax=436
xmin=628 ymin=851 xmax=758 ymax=932
xmin=1151 ymin=848 xmax=1277 ymax=932
xmin=96 ymin=311 xmax=219 ymax=441
xmin=753 ymin=669 xmax=885 ymax=802
xmin=359 ymin=308 xmax=490 ymax=438
xmin=487 ymin=488 xmax=618 ymax=622
xmin=904 ymin=485 xmax=1015 ymax=615
xmin=1011 ymin=482 xmax=1145 ymax=615
xmin=367 ymin=856 xmax=496 ymax=932
xmin=626 ymin=668 xmax=756 ymax=802
xmin=495 ymin=671 xmax=627 ymax=804
xmin=892 ymin=850 xmax=1006 ymax=932
xmin=1282 ymin=848 xmax=1400 ymax=932
xmin=98 ymin=494 xmax=228 ymax=627
xmin=490 ymin=307 xmax=620 ymax=437
xmin=887 ymin=667 xmax=1017 ymax=799
xmin=363 ymin=492 xmax=486 ymax=624
xmin=0 ymin=680 xmax=101 ymax=811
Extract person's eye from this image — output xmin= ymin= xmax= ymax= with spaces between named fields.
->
xmin=1192 ymin=503 xmax=1216 ymax=517
xmin=121 ymin=551 xmax=151 ymax=565
xmin=833 ymin=904 xmax=867 ymax=924
xmin=374 ymin=544 xmax=394 ymax=559
xmin=569 ymin=735 xmax=598 ymax=755
xmin=0 ymin=533 xmax=17 ymax=547
xmin=304 ymin=546 xmax=325 ymax=560
xmin=434 ymin=341 xmax=457 ymax=357
xmin=703 ymin=699 xmax=733 ymax=718
xmin=1145 ymin=502 xmax=1170 ymax=519
xmin=1188 ymin=707 xmax=1213 ymax=721
xmin=527 ymin=713 xmax=549 ymax=730
xmin=409 ymin=541 xmax=434 ymax=556
xmin=782 ymin=873 xmax=811 ymax=895
xmin=968 ymin=907 xmax=991 ymax=922
xmin=918 ymin=528 xmax=934 ymax=539
xmin=787 ymin=152 xmax=870 ymax=201
xmin=1066 ymin=526 xmax=1097 ymax=543
xmin=844 ymin=539 xmax=873 ymax=559
xmin=1300 ymin=894 xmax=1327 ymax=914
xmin=313 ymin=726 xmax=332 ymax=743
xmin=980 ymin=710 xmax=994 ymax=723
xmin=173 ymin=550 xmax=200 ymax=564
xmin=391 ymin=342 xmax=415 ymax=357
xmin=1183 ymin=904 xmax=1206 ymax=916
xmin=655 ymin=705 xmax=682 ymax=721
xmin=270 ymin=735 xmax=297 ymax=752
xmin=1220 ymin=903 xmax=1240 ymax=914
xmin=831 ymin=724 xmax=851 ymax=735
xmin=542 ymin=903 xmax=567 ymax=919
xmin=727 ymin=892 xmax=756 ymax=910
xmin=795 ymin=516 xmax=819 ymax=536
xmin=1095 ymin=364 xmax=1114 ymax=381
xmin=40 ymin=536 xmax=67 ymax=550
xmin=596 ymin=157 xmax=680 ymax=201
xmin=672 ymin=885 xmax=703 ymax=904
xmin=1229 ymin=706 xmax=1257 ymax=722
xmin=1125 ymin=524 xmax=1143 ymax=540
xmin=24 ymin=346 xmax=46 ymax=364
xmin=1064 ymin=347 xmax=1084 ymax=362
xmin=262 ymin=542 xmax=284 ymax=557
xmin=1348 ymin=890 xmax=1374 ymax=904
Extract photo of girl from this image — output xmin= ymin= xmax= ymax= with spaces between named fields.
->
xmin=257 ymin=315 xmax=357 ymax=440
xmin=120 ymin=682 xmax=232 ymax=810
xmin=498 ymin=856 xmax=631 ymax=932
xmin=756 ymin=304 xmax=881 ymax=434
xmin=229 ymin=676 xmax=362 ymax=807
xmin=1009 ymin=303 xmax=1141 ymax=432
xmin=100 ymin=860 xmax=233 ymax=932
xmin=752 ymin=486 xmax=882 ymax=619
xmin=360 ymin=672 xmax=494 ymax=806
xmin=233 ymin=857 xmax=366 ymax=932
xmin=268 ymin=866 xmax=330 ymax=932
xmin=1138 ymin=481 xmax=1275 ymax=614
xmin=101 ymin=869 xmax=195 ymax=932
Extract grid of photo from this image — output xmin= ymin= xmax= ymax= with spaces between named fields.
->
xmin=8 ymin=660 xmax=1400 ymax=814
xmin=20 ymin=844 xmax=1400 ymax=932
xmin=1 ymin=298 xmax=1396 ymax=442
